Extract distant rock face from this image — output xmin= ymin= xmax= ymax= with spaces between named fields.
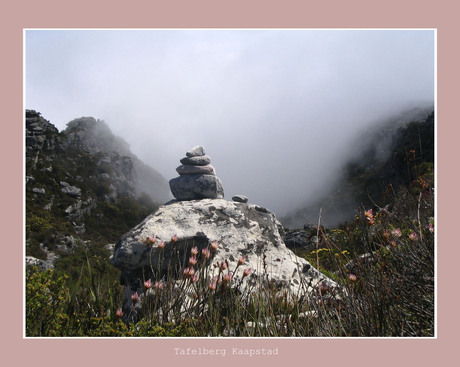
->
xmin=25 ymin=110 xmax=170 ymax=204
xmin=25 ymin=110 xmax=60 ymax=164
xmin=112 ymin=198 xmax=337 ymax=317
xmin=62 ymin=116 xmax=132 ymax=156
xmin=25 ymin=110 xmax=171 ymax=268
xmin=169 ymin=146 xmax=224 ymax=201
xmin=62 ymin=116 xmax=170 ymax=202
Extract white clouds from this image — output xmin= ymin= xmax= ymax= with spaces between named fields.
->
xmin=25 ymin=29 xmax=435 ymax=216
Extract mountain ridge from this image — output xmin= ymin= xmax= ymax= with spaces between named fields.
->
xmin=25 ymin=110 xmax=170 ymax=267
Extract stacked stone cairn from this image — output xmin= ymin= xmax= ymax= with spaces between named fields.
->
xmin=169 ymin=145 xmax=224 ymax=201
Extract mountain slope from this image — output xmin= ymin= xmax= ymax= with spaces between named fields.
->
xmin=25 ymin=110 xmax=170 ymax=267
xmin=282 ymin=109 xmax=435 ymax=228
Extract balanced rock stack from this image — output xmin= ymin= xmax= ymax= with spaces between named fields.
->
xmin=169 ymin=145 xmax=224 ymax=201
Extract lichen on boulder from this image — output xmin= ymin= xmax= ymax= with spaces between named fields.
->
xmin=112 ymin=198 xmax=337 ymax=318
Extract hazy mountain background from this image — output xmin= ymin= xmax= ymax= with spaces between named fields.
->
xmin=25 ymin=107 xmax=434 ymax=269
xmin=281 ymin=106 xmax=435 ymax=227
xmin=25 ymin=30 xmax=435 ymax=218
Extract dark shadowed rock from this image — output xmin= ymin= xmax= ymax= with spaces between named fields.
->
xmin=232 ymin=195 xmax=248 ymax=203
xmin=169 ymin=174 xmax=224 ymax=200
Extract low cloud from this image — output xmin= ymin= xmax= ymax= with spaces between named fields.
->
xmin=25 ymin=29 xmax=435 ymax=217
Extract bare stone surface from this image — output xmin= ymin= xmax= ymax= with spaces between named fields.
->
xmin=176 ymin=164 xmax=216 ymax=176
xmin=180 ymin=155 xmax=212 ymax=166
xmin=169 ymin=174 xmax=224 ymax=200
xmin=112 ymin=199 xmax=337 ymax=317
xmin=169 ymin=146 xmax=224 ymax=201
xmin=186 ymin=145 xmax=206 ymax=157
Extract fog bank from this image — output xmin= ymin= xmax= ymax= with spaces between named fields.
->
xmin=25 ymin=29 xmax=435 ymax=217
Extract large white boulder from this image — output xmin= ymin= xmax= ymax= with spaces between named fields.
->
xmin=112 ymin=198 xmax=337 ymax=317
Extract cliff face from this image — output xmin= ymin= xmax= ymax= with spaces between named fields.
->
xmin=25 ymin=110 xmax=170 ymax=267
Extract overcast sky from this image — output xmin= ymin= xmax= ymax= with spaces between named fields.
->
xmin=25 ymin=29 xmax=435 ymax=217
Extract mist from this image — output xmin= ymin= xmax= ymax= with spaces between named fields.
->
xmin=25 ymin=29 xmax=435 ymax=218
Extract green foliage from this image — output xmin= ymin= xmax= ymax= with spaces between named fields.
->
xmin=128 ymin=319 xmax=197 ymax=337
xmin=84 ymin=197 xmax=156 ymax=243
xmin=26 ymin=268 xmax=69 ymax=336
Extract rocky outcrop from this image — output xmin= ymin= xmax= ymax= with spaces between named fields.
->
xmin=62 ymin=117 xmax=131 ymax=156
xmin=25 ymin=110 xmax=61 ymax=166
xmin=169 ymin=146 xmax=224 ymax=201
xmin=283 ymin=227 xmax=318 ymax=251
xmin=25 ymin=111 xmax=170 ymax=204
xmin=62 ymin=117 xmax=170 ymax=202
xmin=26 ymin=256 xmax=53 ymax=271
xmin=25 ymin=110 xmax=171 ymax=268
xmin=112 ymin=198 xmax=337 ymax=318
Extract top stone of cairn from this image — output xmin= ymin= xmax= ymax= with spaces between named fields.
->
xmin=186 ymin=145 xmax=206 ymax=157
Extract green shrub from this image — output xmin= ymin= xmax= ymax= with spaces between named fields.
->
xmin=26 ymin=268 xmax=69 ymax=336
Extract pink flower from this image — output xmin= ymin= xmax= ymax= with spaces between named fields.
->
xmin=154 ymin=281 xmax=164 ymax=290
xmin=171 ymin=234 xmax=178 ymax=243
xmin=390 ymin=240 xmax=397 ymax=248
xmin=391 ymin=228 xmax=402 ymax=238
xmin=157 ymin=240 xmax=165 ymax=250
xmin=409 ymin=232 xmax=419 ymax=241
xmin=242 ymin=268 xmax=252 ymax=278
xmin=238 ymin=256 xmax=246 ymax=266
xmin=210 ymin=241 xmax=219 ymax=252
xmin=131 ymin=292 xmax=139 ymax=304
xmin=189 ymin=256 xmax=197 ymax=266
xmin=348 ymin=274 xmax=357 ymax=282
xmin=209 ymin=280 xmax=217 ymax=291
xmin=191 ymin=274 xmax=198 ymax=283
xmin=223 ymin=272 xmax=233 ymax=284
xmin=220 ymin=261 xmax=228 ymax=271
xmin=144 ymin=279 xmax=153 ymax=290
xmin=183 ymin=267 xmax=195 ymax=278
xmin=190 ymin=246 xmax=199 ymax=256
xmin=116 ymin=308 xmax=123 ymax=318
xmin=201 ymin=248 xmax=211 ymax=260
xmin=365 ymin=209 xmax=374 ymax=225
xmin=144 ymin=235 xmax=156 ymax=247
xmin=428 ymin=223 xmax=434 ymax=233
